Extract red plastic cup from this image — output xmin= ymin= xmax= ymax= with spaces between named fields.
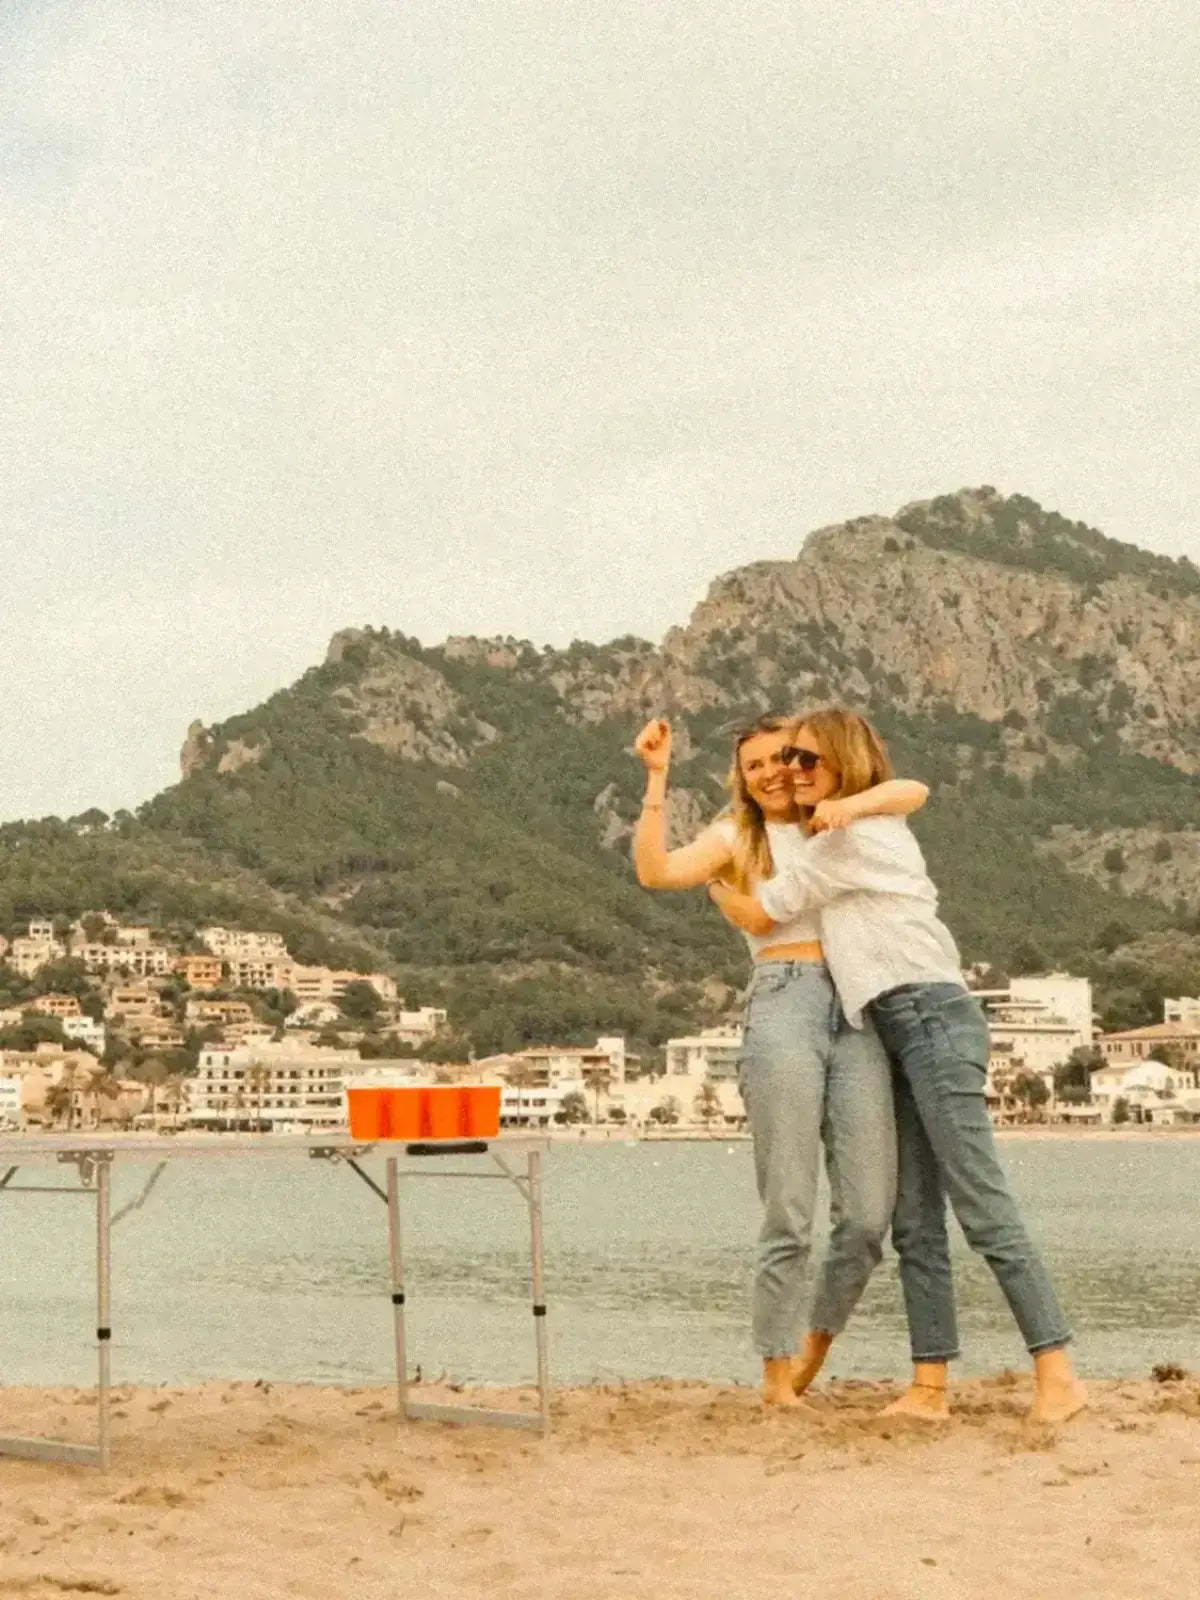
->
xmin=347 ymin=1087 xmax=389 ymax=1140
xmin=425 ymin=1086 xmax=465 ymax=1140
xmin=463 ymin=1085 xmax=501 ymax=1138
xmin=386 ymin=1088 xmax=424 ymax=1140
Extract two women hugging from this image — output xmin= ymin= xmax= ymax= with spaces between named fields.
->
xmin=633 ymin=706 xmax=1085 ymax=1425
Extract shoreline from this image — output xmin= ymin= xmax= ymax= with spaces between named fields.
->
xmin=1 ymin=1377 xmax=1197 ymax=1597
xmin=4 ymin=1122 xmax=1200 ymax=1145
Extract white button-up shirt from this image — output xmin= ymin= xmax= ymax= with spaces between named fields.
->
xmin=756 ymin=816 xmax=964 ymax=1027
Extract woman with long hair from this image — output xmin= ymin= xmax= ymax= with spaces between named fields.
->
xmin=708 ymin=706 xmax=1086 ymax=1425
xmin=633 ymin=713 xmax=927 ymax=1406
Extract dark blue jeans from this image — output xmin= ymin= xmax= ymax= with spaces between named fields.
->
xmin=868 ymin=983 xmax=1072 ymax=1362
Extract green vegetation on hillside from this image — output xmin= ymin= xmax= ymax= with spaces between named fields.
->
xmin=895 ymin=491 xmax=1200 ymax=598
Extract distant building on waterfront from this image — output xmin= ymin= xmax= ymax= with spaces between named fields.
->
xmin=973 ymin=974 xmax=1095 ymax=1109
xmin=184 ymin=1040 xmax=358 ymax=1132
xmin=1097 ymin=1022 xmax=1200 ymax=1072
xmin=663 ymin=1026 xmax=743 ymax=1085
xmin=0 ymin=1075 xmax=21 ymax=1128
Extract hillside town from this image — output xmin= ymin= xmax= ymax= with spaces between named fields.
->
xmin=1 ymin=915 xmax=1198 ymax=1137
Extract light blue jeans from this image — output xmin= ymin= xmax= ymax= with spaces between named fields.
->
xmin=738 ymin=961 xmax=897 ymax=1359
xmin=868 ymin=983 xmax=1072 ymax=1362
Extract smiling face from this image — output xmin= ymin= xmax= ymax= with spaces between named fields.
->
xmin=787 ymin=724 xmax=840 ymax=808
xmin=736 ymin=729 xmax=798 ymax=821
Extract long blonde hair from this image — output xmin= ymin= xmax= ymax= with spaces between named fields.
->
xmin=723 ymin=716 xmax=798 ymax=892
xmin=796 ymin=707 xmax=894 ymax=812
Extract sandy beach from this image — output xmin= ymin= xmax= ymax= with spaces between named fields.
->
xmin=2 ymin=1375 xmax=1198 ymax=1598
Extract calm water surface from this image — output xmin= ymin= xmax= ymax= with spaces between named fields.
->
xmin=2 ymin=1139 xmax=1198 ymax=1388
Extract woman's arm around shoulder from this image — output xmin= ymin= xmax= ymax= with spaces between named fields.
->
xmin=810 ymin=777 xmax=928 ymax=834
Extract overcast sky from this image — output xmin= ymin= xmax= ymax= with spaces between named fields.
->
xmin=1 ymin=0 xmax=1197 ymax=821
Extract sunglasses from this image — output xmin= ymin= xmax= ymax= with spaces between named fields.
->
xmin=781 ymin=746 xmax=822 ymax=773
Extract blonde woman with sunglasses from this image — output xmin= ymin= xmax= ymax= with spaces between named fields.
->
xmin=633 ymin=714 xmax=928 ymax=1407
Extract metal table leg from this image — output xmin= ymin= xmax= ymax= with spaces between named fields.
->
xmin=363 ymin=1142 xmax=551 ymax=1436
xmin=0 ymin=1152 xmax=112 ymax=1469
xmin=529 ymin=1149 xmax=550 ymax=1436
xmin=97 ymin=1156 xmax=113 ymax=1470
xmin=386 ymin=1156 xmax=408 ymax=1417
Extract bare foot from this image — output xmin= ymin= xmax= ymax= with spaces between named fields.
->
xmin=879 ymin=1384 xmax=950 ymax=1422
xmin=1029 ymin=1377 xmax=1087 ymax=1426
xmin=762 ymin=1357 xmax=816 ymax=1410
xmin=791 ymin=1332 xmax=834 ymax=1397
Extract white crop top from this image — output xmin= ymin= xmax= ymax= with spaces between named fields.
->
xmin=712 ymin=818 xmax=823 ymax=956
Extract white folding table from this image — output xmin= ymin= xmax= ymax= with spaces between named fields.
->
xmin=0 ymin=1133 xmax=550 ymax=1469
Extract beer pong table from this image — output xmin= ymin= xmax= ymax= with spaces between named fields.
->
xmin=0 ymin=1133 xmax=550 ymax=1470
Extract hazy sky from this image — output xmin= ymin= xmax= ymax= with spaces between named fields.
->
xmin=2 ymin=0 xmax=1197 ymax=821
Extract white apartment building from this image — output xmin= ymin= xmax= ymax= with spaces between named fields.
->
xmin=610 ymin=1026 xmax=745 ymax=1128
xmin=76 ymin=943 xmax=173 ymax=978
xmin=285 ymin=1001 xmax=342 ymax=1029
xmin=511 ymin=1037 xmax=627 ymax=1091
xmin=27 ymin=920 xmax=56 ymax=942
xmin=1164 ymin=997 xmax=1200 ymax=1029
xmin=975 ymin=974 xmax=1094 ymax=1084
xmin=200 ymin=927 xmax=289 ymax=962
xmin=501 ymin=1082 xmax=575 ymax=1127
xmin=184 ymin=1041 xmax=358 ymax=1132
xmin=663 ymin=1026 xmax=743 ymax=1085
xmin=390 ymin=1007 xmax=448 ymax=1047
xmin=1090 ymin=1059 xmax=1199 ymax=1120
xmin=8 ymin=937 xmax=65 ymax=978
xmin=1011 ymin=976 xmax=1094 ymax=1046
xmin=0 ymin=1075 xmax=22 ymax=1127
xmin=984 ymin=1006 xmax=1080 ymax=1079
xmin=288 ymin=966 xmax=398 ymax=1005
xmin=61 ymin=1016 xmax=107 ymax=1053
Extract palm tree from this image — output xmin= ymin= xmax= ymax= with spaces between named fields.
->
xmin=693 ymin=1079 xmax=722 ymax=1130
xmin=248 ymin=1063 xmax=270 ymax=1132
xmin=88 ymin=1066 xmax=123 ymax=1127
xmin=588 ymin=1065 xmax=613 ymax=1125
xmin=160 ymin=1072 xmax=186 ymax=1131
xmin=45 ymin=1079 xmax=74 ymax=1129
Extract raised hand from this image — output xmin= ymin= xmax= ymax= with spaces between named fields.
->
xmin=634 ymin=718 xmax=672 ymax=774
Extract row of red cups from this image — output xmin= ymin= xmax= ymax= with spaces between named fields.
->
xmin=346 ymin=1084 xmax=501 ymax=1141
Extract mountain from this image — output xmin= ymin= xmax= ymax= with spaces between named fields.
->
xmin=4 ymin=488 xmax=1200 ymax=1052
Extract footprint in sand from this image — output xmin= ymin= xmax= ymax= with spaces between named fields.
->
xmin=116 ymin=1485 xmax=191 ymax=1510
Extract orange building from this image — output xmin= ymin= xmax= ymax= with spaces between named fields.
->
xmin=31 ymin=994 xmax=83 ymax=1019
xmin=175 ymin=955 xmax=223 ymax=991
